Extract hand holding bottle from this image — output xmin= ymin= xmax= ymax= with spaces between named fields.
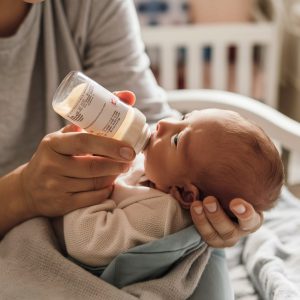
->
xmin=0 ymin=90 xmax=137 ymax=237
xmin=19 ymin=120 xmax=136 ymax=218
xmin=22 ymin=89 xmax=138 ymax=217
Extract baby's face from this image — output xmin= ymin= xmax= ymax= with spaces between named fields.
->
xmin=143 ymin=108 xmax=241 ymax=192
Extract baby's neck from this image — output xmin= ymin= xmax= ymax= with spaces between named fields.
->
xmin=140 ymin=179 xmax=156 ymax=189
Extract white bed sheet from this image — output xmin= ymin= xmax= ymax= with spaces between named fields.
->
xmin=226 ymin=187 xmax=300 ymax=300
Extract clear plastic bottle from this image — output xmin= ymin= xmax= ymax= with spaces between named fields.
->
xmin=52 ymin=71 xmax=151 ymax=154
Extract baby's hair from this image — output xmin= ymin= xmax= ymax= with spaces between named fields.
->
xmin=194 ymin=114 xmax=284 ymax=216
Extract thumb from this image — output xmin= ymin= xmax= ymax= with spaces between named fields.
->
xmin=61 ymin=124 xmax=83 ymax=133
xmin=229 ymin=198 xmax=263 ymax=232
xmin=113 ymin=90 xmax=136 ymax=106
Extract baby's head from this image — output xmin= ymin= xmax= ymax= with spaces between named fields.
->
xmin=144 ymin=108 xmax=284 ymax=216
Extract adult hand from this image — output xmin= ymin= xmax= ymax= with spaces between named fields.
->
xmin=20 ymin=90 xmax=137 ymax=218
xmin=0 ymin=91 xmax=138 ymax=237
xmin=190 ymin=196 xmax=263 ymax=248
xmin=20 ymin=124 xmax=135 ymax=218
xmin=114 ymin=90 xmax=136 ymax=105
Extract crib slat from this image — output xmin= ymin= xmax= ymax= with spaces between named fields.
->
xmin=141 ymin=23 xmax=281 ymax=105
xmin=160 ymin=45 xmax=177 ymax=90
xmin=264 ymin=44 xmax=279 ymax=108
xmin=211 ymin=43 xmax=227 ymax=90
xmin=236 ymin=43 xmax=252 ymax=97
xmin=186 ymin=45 xmax=203 ymax=89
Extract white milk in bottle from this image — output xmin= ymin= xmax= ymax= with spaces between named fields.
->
xmin=52 ymin=71 xmax=151 ymax=154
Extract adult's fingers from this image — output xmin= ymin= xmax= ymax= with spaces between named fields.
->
xmin=113 ymin=90 xmax=136 ymax=106
xmin=68 ymin=186 xmax=114 ymax=212
xmin=190 ymin=201 xmax=223 ymax=247
xmin=61 ymin=124 xmax=83 ymax=133
xmin=61 ymin=175 xmax=117 ymax=193
xmin=190 ymin=197 xmax=239 ymax=248
xmin=45 ymin=131 xmax=135 ymax=161
xmin=60 ymin=155 xmax=131 ymax=178
xmin=229 ymin=198 xmax=263 ymax=232
xmin=202 ymin=196 xmax=239 ymax=242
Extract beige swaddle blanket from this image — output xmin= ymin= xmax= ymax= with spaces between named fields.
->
xmin=0 ymin=217 xmax=210 ymax=300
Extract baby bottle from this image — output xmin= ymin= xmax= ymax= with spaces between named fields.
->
xmin=52 ymin=71 xmax=151 ymax=154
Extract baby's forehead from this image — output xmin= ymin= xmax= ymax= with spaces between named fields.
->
xmin=186 ymin=109 xmax=268 ymax=154
xmin=188 ymin=110 xmax=262 ymax=152
xmin=188 ymin=125 xmax=262 ymax=168
xmin=190 ymin=109 xmax=243 ymax=127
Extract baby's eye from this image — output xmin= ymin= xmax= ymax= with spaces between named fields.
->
xmin=171 ymin=134 xmax=179 ymax=147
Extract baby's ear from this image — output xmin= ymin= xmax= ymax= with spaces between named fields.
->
xmin=170 ymin=184 xmax=199 ymax=209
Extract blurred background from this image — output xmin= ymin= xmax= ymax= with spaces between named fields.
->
xmin=133 ymin=0 xmax=300 ymax=196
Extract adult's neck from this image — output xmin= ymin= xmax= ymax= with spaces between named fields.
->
xmin=0 ymin=0 xmax=31 ymax=37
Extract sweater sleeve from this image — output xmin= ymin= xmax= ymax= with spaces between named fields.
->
xmin=80 ymin=0 xmax=178 ymax=123
xmin=63 ymin=190 xmax=191 ymax=267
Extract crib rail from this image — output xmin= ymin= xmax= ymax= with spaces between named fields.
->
xmin=166 ymin=89 xmax=300 ymax=153
xmin=142 ymin=21 xmax=281 ymax=108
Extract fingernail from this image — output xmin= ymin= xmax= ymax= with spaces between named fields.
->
xmin=193 ymin=206 xmax=203 ymax=215
xmin=120 ymin=147 xmax=134 ymax=160
xmin=204 ymin=202 xmax=217 ymax=213
xmin=232 ymin=204 xmax=246 ymax=214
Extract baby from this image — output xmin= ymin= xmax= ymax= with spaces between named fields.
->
xmin=145 ymin=108 xmax=284 ymax=216
xmin=57 ymin=108 xmax=284 ymax=267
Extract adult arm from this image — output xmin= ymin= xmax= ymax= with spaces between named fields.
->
xmin=0 ymin=124 xmax=135 ymax=237
xmin=0 ymin=166 xmax=34 ymax=237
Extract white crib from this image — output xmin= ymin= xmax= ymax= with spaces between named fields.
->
xmin=165 ymin=89 xmax=300 ymax=299
xmin=141 ymin=0 xmax=283 ymax=108
xmin=166 ymin=89 xmax=300 ymax=154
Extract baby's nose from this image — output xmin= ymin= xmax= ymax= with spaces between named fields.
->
xmin=156 ymin=118 xmax=179 ymax=137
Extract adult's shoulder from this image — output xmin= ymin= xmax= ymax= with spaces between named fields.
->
xmin=59 ymin=0 xmax=136 ymax=54
xmin=61 ymin=0 xmax=132 ymax=27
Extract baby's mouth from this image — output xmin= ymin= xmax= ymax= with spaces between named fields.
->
xmin=142 ymin=131 xmax=155 ymax=153
xmin=142 ymin=135 xmax=152 ymax=152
